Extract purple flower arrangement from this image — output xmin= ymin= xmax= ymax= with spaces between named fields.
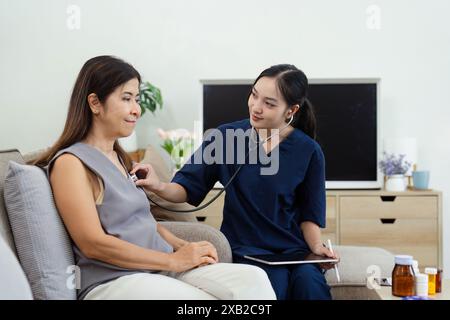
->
xmin=379 ymin=152 xmax=412 ymax=176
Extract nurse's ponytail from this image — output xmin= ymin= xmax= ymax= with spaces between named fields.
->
xmin=251 ymin=64 xmax=317 ymax=140
xmin=294 ymin=97 xmax=317 ymax=140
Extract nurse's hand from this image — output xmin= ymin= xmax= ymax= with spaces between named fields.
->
xmin=311 ymin=243 xmax=339 ymax=259
xmin=169 ymin=241 xmax=218 ymax=272
xmin=130 ymin=163 xmax=163 ymax=192
xmin=311 ymin=243 xmax=340 ymax=270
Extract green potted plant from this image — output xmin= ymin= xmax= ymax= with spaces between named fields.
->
xmin=139 ymin=81 xmax=163 ymax=115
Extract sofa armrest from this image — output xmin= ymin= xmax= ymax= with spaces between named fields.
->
xmin=159 ymin=221 xmax=232 ymax=263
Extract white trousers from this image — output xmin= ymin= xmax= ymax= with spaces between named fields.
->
xmin=84 ymin=263 xmax=276 ymax=300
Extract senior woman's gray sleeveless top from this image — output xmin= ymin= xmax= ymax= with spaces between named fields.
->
xmin=46 ymin=142 xmax=173 ymax=299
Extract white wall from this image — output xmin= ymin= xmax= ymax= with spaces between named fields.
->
xmin=1 ymin=0 xmax=450 ymax=277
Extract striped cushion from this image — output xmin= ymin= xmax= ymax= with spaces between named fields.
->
xmin=3 ymin=161 xmax=76 ymax=300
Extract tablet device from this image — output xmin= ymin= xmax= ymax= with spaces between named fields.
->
xmin=243 ymin=252 xmax=339 ymax=265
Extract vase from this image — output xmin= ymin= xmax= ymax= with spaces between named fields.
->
xmin=385 ymin=174 xmax=406 ymax=191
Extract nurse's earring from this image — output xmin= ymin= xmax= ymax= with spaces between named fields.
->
xmin=286 ymin=114 xmax=294 ymax=126
xmin=286 ymin=106 xmax=299 ymax=123
xmin=286 ymin=110 xmax=295 ymax=124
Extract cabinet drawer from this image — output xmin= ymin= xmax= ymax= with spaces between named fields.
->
xmin=323 ymin=196 xmax=337 ymax=235
xmin=340 ymin=218 xmax=438 ymax=266
xmin=340 ymin=196 xmax=437 ymax=219
xmin=326 ymin=196 xmax=336 ymax=219
xmin=323 ymin=219 xmax=336 ymax=235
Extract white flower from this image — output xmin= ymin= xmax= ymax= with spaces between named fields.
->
xmin=157 ymin=128 xmax=195 ymax=169
xmin=157 ymin=128 xmax=168 ymax=140
xmin=171 ymin=128 xmax=192 ymax=140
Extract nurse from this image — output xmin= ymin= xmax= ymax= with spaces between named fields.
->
xmin=133 ymin=64 xmax=338 ymax=300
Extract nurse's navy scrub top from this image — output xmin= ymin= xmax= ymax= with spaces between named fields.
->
xmin=172 ymin=118 xmax=326 ymax=257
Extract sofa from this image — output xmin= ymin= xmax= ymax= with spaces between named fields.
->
xmin=0 ymin=146 xmax=395 ymax=300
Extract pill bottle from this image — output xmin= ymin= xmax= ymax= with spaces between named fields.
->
xmin=392 ymin=255 xmax=415 ymax=297
xmin=424 ymin=267 xmax=437 ymax=295
xmin=415 ymin=273 xmax=428 ymax=297
xmin=436 ymin=269 xmax=443 ymax=293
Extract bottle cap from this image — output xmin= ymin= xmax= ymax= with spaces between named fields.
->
xmin=424 ymin=267 xmax=437 ymax=275
xmin=395 ymin=255 xmax=414 ymax=265
xmin=415 ymin=273 xmax=428 ymax=283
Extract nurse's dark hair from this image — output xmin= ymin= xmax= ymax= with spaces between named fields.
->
xmin=30 ymin=55 xmax=141 ymax=170
xmin=251 ymin=64 xmax=317 ymax=140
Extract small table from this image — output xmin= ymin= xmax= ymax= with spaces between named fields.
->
xmin=375 ymin=279 xmax=450 ymax=300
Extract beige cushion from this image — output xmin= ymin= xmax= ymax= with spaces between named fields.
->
xmin=140 ymin=145 xmax=197 ymax=223
xmin=22 ymin=147 xmax=50 ymax=164
xmin=325 ymin=245 xmax=395 ymax=286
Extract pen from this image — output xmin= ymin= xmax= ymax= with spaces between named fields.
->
xmin=327 ymin=239 xmax=340 ymax=283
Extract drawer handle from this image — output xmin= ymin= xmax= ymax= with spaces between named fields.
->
xmin=380 ymin=196 xmax=396 ymax=202
xmin=380 ymin=218 xmax=396 ymax=224
xmin=196 ymin=216 xmax=207 ymax=222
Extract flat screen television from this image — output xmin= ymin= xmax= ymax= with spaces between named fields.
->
xmin=200 ymin=78 xmax=381 ymax=189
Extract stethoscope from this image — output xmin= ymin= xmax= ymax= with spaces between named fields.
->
xmin=143 ymin=115 xmax=295 ymax=213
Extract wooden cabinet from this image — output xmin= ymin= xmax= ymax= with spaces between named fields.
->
xmin=322 ymin=196 xmax=337 ymax=244
xmin=195 ymin=189 xmax=442 ymax=268
xmin=336 ymin=190 xmax=442 ymax=269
